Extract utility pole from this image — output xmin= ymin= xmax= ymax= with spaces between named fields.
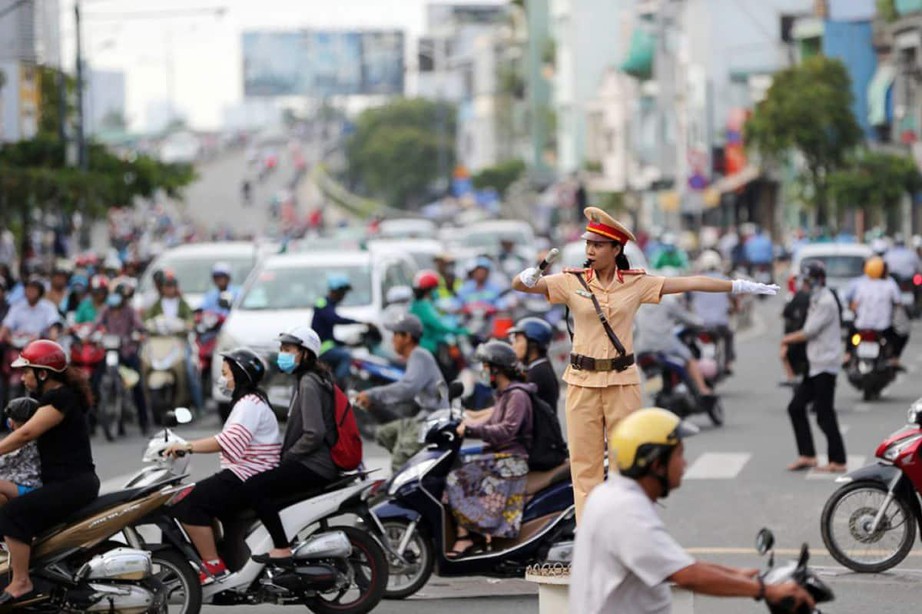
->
xmin=75 ymin=0 xmax=87 ymax=171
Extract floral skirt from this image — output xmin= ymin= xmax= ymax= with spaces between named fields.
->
xmin=442 ymin=452 xmax=529 ymax=538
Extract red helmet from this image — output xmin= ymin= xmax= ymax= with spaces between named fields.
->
xmin=413 ymin=270 xmax=440 ymax=292
xmin=12 ymin=340 xmax=67 ymax=373
xmin=90 ymin=275 xmax=109 ymax=292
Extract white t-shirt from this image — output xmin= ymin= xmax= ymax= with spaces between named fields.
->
xmin=160 ymin=297 xmax=181 ymax=320
xmin=570 ymin=474 xmax=695 ymax=614
xmin=215 ymin=393 xmax=281 ymax=481
xmin=853 ymin=277 xmax=901 ymax=330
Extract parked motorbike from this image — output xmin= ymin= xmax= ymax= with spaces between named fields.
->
xmin=141 ymin=316 xmax=189 ymax=425
xmin=0 ymin=478 xmax=192 ymax=611
xmin=120 ymin=409 xmax=390 ymax=614
xmin=371 ymin=382 xmax=575 ymax=600
xmin=820 ymin=397 xmax=922 ymax=573
xmin=754 ymin=529 xmax=834 ymax=614
xmin=844 ymin=329 xmax=896 ymax=401
xmin=637 ymin=351 xmax=724 ymax=426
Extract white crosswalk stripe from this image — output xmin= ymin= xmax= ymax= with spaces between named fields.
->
xmin=684 ymin=452 xmax=751 ymax=480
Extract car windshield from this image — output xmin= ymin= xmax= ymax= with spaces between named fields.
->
xmin=240 ymin=264 xmax=372 ymax=310
xmin=802 ymin=255 xmax=866 ymax=278
xmin=141 ymin=254 xmax=255 ymax=294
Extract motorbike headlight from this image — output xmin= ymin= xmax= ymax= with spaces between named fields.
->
xmin=387 ymin=458 xmax=440 ymax=496
xmin=908 ymin=399 xmax=922 ymax=426
xmin=883 ymin=434 xmax=922 ymax=461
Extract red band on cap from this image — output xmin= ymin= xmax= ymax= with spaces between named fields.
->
xmin=586 ymin=221 xmax=630 ymax=243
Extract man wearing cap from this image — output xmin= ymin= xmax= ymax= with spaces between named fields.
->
xmin=354 ymin=314 xmax=447 ymax=469
xmin=513 ymin=207 xmax=779 ymax=521
xmin=201 ymin=262 xmax=241 ymax=317
xmin=312 ymin=274 xmax=366 ymax=385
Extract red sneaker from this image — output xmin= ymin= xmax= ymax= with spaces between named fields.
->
xmin=198 ymin=559 xmax=230 ymax=585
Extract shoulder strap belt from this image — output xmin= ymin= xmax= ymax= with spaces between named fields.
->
xmin=569 ymin=272 xmax=628 ymax=357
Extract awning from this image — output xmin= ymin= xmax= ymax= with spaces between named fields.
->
xmin=867 ymin=63 xmax=896 ymax=127
xmin=621 ymin=26 xmax=655 ymax=80
xmin=711 ymin=165 xmax=760 ymax=194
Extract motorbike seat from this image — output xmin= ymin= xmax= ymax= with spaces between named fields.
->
xmin=524 ymin=461 xmax=570 ymax=500
xmin=224 ymin=473 xmax=362 ymax=522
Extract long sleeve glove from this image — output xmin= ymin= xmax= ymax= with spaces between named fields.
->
xmin=518 ymin=267 xmax=541 ymax=288
xmin=731 ymin=279 xmax=780 ymax=295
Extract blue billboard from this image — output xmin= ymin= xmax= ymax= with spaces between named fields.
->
xmin=242 ymin=30 xmax=405 ymax=97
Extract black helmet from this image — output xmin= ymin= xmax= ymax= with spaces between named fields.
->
xmin=474 ymin=340 xmax=519 ymax=371
xmin=508 ymin=317 xmax=553 ymax=349
xmin=800 ymin=260 xmax=826 ymax=282
xmin=25 ymin=275 xmax=45 ymax=296
xmin=4 ymin=397 xmax=39 ymax=424
xmin=220 ymin=348 xmax=267 ymax=386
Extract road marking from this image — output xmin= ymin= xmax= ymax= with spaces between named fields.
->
xmin=684 ymin=453 xmax=751 ymax=480
xmin=806 ymin=455 xmax=866 ymax=479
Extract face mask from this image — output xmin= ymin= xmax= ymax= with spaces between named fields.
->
xmin=276 ymin=352 xmax=297 ymax=374
xmin=106 ymin=294 xmax=123 ymax=308
xmin=217 ymin=375 xmax=233 ymax=396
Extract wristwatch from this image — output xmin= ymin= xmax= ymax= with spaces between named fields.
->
xmin=754 ymin=576 xmax=765 ymax=602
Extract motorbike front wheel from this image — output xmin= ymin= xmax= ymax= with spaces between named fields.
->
xmin=97 ymin=372 xmax=123 ymax=442
xmin=304 ymin=526 xmax=387 ymax=614
xmin=820 ymin=481 xmax=916 ymax=573
xmin=381 ymin=520 xmax=434 ymax=600
xmin=150 ymin=548 xmax=203 ymax=614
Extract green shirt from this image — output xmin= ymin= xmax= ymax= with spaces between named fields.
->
xmin=75 ymin=298 xmax=101 ymax=324
xmin=409 ymin=298 xmax=466 ymax=354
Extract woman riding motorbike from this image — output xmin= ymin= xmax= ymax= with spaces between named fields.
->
xmin=0 ymin=340 xmax=99 ymax=604
xmin=243 ymin=325 xmax=338 ymax=564
xmin=444 ymin=340 xmax=534 ymax=558
xmin=165 ymin=347 xmax=280 ymax=583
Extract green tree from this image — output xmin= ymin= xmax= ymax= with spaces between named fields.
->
xmin=828 ymin=149 xmax=922 ymax=228
xmin=745 ymin=56 xmax=863 ymax=226
xmin=37 ymin=66 xmax=75 ymax=140
xmin=346 ymin=98 xmax=456 ymax=208
xmin=472 ymin=159 xmax=526 ymax=196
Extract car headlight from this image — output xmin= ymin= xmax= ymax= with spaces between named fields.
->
xmin=387 ymin=457 xmax=440 ymax=496
xmin=883 ymin=434 xmax=922 ymax=461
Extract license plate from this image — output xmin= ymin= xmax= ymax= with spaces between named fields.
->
xmin=857 ymin=342 xmax=880 ymax=359
xmin=643 ymin=375 xmax=663 ymax=394
xmin=902 ymin=292 xmax=914 ymax=305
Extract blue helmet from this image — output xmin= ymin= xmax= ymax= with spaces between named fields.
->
xmin=327 ymin=273 xmax=352 ymax=292
xmin=508 ymin=317 xmax=553 ymax=349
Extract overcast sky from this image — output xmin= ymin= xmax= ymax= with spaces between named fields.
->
xmin=60 ymin=0 xmax=502 ymax=130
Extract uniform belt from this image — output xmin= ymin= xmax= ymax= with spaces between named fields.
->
xmin=570 ymin=353 xmax=634 ymax=372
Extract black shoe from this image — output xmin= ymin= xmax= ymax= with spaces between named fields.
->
xmin=251 ymin=553 xmax=294 ymax=566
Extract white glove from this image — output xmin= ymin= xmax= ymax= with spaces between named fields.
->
xmin=731 ymin=279 xmax=780 ymax=295
xmin=518 ymin=267 xmax=541 ymax=288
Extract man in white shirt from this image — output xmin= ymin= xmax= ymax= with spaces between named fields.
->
xmin=0 ymin=278 xmax=61 ymax=343
xmin=571 ymin=408 xmax=811 ymax=614
xmin=850 ymin=257 xmax=903 ymax=366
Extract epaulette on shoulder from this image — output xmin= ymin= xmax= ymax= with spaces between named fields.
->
xmin=620 ymin=268 xmax=647 ymax=275
xmin=563 ymin=267 xmax=589 ymax=274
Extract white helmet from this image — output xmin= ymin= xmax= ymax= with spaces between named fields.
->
xmin=696 ymin=250 xmax=722 ymax=272
xmin=278 ymin=325 xmax=321 ymax=356
xmin=871 ymin=238 xmax=889 ymax=255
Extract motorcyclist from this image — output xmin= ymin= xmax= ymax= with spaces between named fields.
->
xmin=62 ymin=273 xmax=89 ymax=320
xmin=95 ymin=284 xmax=149 ymax=434
xmin=571 ymin=408 xmax=813 ymax=613
xmin=848 ymin=256 xmax=903 ymax=367
xmin=200 ymin=261 xmax=241 ymax=317
xmin=433 ymin=252 xmax=462 ymax=300
xmin=689 ymin=250 xmax=737 ymax=375
xmin=497 ymin=237 xmax=528 ymax=281
xmin=409 ymin=270 xmax=468 ymax=356
xmin=0 ymin=280 xmax=10 ymax=332
xmin=508 ymin=316 xmax=559 ymax=409
xmin=651 ymin=233 xmax=689 ymax=270
xmin=0 ymin=265 xmax=23 ymax=306
xmin=144 ymin=272 xmax=203 ymax=411
xmin=635 ymin=286 xmax=715 ymax=399
xmin=884 ymin=234 xmax=920 ymax=281
xmin=45 ymin=264 xmax=72 ymax=313
xmin=74 ymin=275 xmax=109 ymax=324
xmin=744 ymin=227 xmax=774 ymax=279
xmin=454 ymin=256 xmax=506 ymax=310
xmin=0 ymin=277 xmax=61 ymax=343
xmin=311 ymin=274 xmax=367 ymax=385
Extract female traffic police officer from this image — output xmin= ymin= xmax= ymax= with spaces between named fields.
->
xmin=512 ymin=207 xmax=778 ymax=521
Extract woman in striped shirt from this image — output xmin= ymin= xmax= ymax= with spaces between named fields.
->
xmin=165 ymin=347 xmax=280 ymax=583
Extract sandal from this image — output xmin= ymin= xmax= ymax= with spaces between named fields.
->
xmin=814 ymin=463 xmax=847 ymax=473
xmin=446 ymin=538 xmax=476 ymax=559
xmin=786 ymin=459 xmax=817 ymax=472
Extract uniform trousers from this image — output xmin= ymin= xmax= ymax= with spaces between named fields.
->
xmin=565 ymin=383 xmax=642 ymax=522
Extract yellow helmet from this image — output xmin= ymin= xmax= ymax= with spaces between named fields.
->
xmin=612 ymin=408 xmax=699 ymax=478
xmin=864 ymin=256 xmax=885 ymax=280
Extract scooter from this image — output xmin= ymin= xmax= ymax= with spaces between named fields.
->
xmin=96 ymin=333 xmax=138 ymax=442
xmin=753 ymin=529 xmax=834 ymax=613
xmin=193 ymin=309 xmax=226 ymax=398
xmin=371 ymin=382 xmax=575 ymax=600
xmin=0 ymin=476 xmax=191 ymax=611
xmin=820 ymin=397 xmax=922 ymax=573
xmin=120 ymin=409 xmax=390 ymax=614
xmin=844 ymin=329 xmax=896 ymax=401
xmin=141 ymin=316 xmax=189 ymax=425
xmin=68 ymin=324 xmax=106 ymax=380
xmin=679 ymin=325 xmax=732 ymax=386
xmin=637 ymin=351 xmax=724 ymax=426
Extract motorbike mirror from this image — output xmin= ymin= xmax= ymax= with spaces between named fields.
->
xmin=755 ymin=529 xmax=775 ymax=556
xmin=218 ymin=291 xmax=234 ymax=310
xmin=797 ymin=543 xmax=809 ymax=569
xmin=448 ymin=380 xmax=465 ymax=402
xmin=174 ymin=407 xmax=194 ymax=425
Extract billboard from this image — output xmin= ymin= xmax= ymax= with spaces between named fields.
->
xmin=242 ymin=30 xmax=404 ymax=97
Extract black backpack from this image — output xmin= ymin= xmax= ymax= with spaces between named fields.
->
xmin=525 ymin=390 xmax=568 ymax=471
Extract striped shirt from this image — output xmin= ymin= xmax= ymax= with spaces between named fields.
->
xmin=215 ymin=394 xmax=281 ymax=481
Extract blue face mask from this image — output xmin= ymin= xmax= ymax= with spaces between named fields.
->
xmin=106 ymin=294 xmax=123 ymax=308
xmin=276 ymin=352 xmax=297 ymax=374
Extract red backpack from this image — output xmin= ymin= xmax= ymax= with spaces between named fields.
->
xmin=329 ymin=385 xmax=363 ymax=471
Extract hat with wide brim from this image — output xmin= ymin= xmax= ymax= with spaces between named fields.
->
xmin=581 ymin=207 xmax=636 ymax=244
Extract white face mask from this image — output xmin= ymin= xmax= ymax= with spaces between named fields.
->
xmin=217 ymin=375 xmax=233 ymax=396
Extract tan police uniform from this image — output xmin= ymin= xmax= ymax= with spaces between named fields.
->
xmin=542 ymin=208 xmax=665 ymax=521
